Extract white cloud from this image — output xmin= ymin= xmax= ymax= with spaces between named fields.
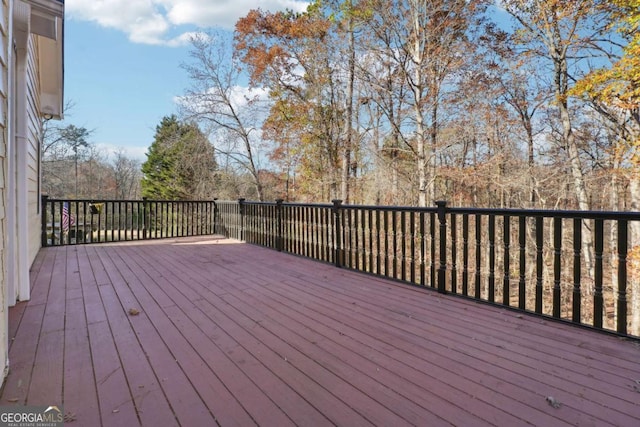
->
xmin=66 ymin=0 xmax=309 ymax=46
xmin=227 ymin=85 xmax=270 ymax=110
xmin=165 ymin=0 xmax=308 ymax=27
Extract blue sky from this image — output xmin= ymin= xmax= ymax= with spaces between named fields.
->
xmin=62 ymin=0 xmax=309 ymax=161
xmin=63 ymin=1 xmax=511 ymax=162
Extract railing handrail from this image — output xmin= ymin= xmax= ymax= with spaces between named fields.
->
xmin=232 ymin=199 xmax=640 ymax=220
xmin=43 ymin=197 xmax=219 ymax=204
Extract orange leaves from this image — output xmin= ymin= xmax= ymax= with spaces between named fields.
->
xmin=235 ymin=8 xmax=330 ymax=87
xmin=570 ymin=0 xmax=640 ymax=110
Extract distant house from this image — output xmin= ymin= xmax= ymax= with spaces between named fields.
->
xmin=0 ymin=0 xmax=64 ymax=381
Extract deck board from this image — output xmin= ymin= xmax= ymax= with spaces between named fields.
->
xmin=1 ymin=236 xmax=639 ymax=426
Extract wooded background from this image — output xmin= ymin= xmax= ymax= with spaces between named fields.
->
xmin=44 ymin=0 xmax=639 ymax=214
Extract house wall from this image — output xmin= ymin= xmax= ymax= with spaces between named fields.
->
xmin=26 ymin=34 xmax=40 ymax=263
xmin=0 ymin=0 xmax=63 ymax=385
xmin=0 ymin=0 xmax=9 ymax=380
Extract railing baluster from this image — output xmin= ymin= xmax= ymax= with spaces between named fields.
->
xmin=355 ymin=209 xmax=360 ymax=271
xmin=197 ymin=202 xmax=201 ymax=235
xmin=519 ymin=216 xmax=526 ymax=310
xmin=190 ymin=201 xmax=195 ymax=236
xmin=451 ymin=213 xmax=457 ymax=294
xmin=430 ymin=212 xmax=436 ymax=288
xmin=594 ymin=219 xmax=604 ymax=329
xmin=155 ymin=201 xmax=159 ymax=238
xmin=436 ymin=201 xmax=447 ymax=294
xmin=167 ymin=202 xmax=171 ymax=237
xmin=503 ymin=215 xmax=510 ymax=306
xmin=553 ymin=217 xmax=562 ymax=318
xmin=300 ymin=205 xmax=305 ymax=256
xmin=420 ymin=211 xmax=426 ymax=286
xmin=376 ymin=210 xmax=381 ymax=276
xmin=488 ymin=214 xmax=495 ymax=302
xmin=174 ymin=201 xmax=179 ymax=239
xmin=304 ymin=205 xmax=309 ymax=255
xmin=314 ymin=207 xmax=319 ymax=259
xmin=410 ymin=211 xmax=416 ymax=284
xmin=368 ymin=209 xmax=374 ymax=274
xmin=332 ymin=200 xmax=343 ymax=268
xmin=81 ymin=201 xmax=87 ymax=244
xmin=617 ymin=219 xmax=628 ymax=334
xmin=292 ymin=206 xmax=297 ymax=254
xmin=97 ymin=202 xmax=103 ymax=243
xmin=72 ymin=201 xmax=78 ymax=245
xmin=306 ymin=205 xmax=312 ymax=258
xmin=384 ymin=211 xmax=390 ymax=277
xmin=401 ymin=210 xmax=406 ymax=281
xmin=392 ymin=211 xmax=398 ymax=279
xmin=115 ymin=201 xmax=120 ymax=241
xmin=475 ymin=214 xmax=481 ymax=299
xmin=535 ymin=216 xmax=543 ymax=314
xmin=462 ymin=214 xmax=469 ymax=296
xmin=182 ymin=201 xmax=187 ymax=237
xmin=320 ymin=208 xmax=331 ymax=262
xmin=109 ymin=202 xmax=116 ymax=242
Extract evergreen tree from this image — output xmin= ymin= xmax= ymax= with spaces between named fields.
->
xmin=141 ymin=115 xmax=217 ymax=200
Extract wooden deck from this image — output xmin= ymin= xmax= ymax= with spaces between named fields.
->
xmin=1 ymin=236 xmax=639 ymax=426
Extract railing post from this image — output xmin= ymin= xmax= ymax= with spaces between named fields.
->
xmin=238 ymin=198 xmax=245 ymax=241
xmin=276 ymin=199 xmax=284 ymax=252
xmin=41 ymin=195 xmax=49 ymax=247
xmin=436 ymin=201 xmax=447 ymax=294
xmin=212 ymin=198 xmax=218 ymax=235
xmin=332 ymin=199 xmax=343 ymax=268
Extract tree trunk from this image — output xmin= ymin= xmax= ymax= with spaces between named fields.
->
xmin=556 ymin=56 xmax=594 ymax=277
xmin=428 ymin=97 xmax=438 ymax=204
xmin=609 ymin=167 xmax=620 ymax=329
xmin=525 ymin=115 xmax=536 ymax=206
xmin=560 ymin=105 xmax=594 ymax=276
xmin=340 ymin=9 xmax=355 ymax=203
xmin=415 ymin=86 xmax=428 ymax=208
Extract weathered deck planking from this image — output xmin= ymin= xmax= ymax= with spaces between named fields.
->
xmin=0 ymin=236 xmax=638 ymax=426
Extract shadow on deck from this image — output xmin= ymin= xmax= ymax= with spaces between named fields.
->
xmin=1 ymin=236 xmax=639 ymax=426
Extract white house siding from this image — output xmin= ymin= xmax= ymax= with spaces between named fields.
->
xmin=0 ymin=0 xmax=9 ymax=381
xmin=0 ymin=0 xmax=63 ymax=385
xmin=26 ymin=34 xmax=40 ymax=264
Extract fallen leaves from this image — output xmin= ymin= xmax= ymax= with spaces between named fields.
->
xmin=128 ymin=308 xmax=140 ymax=316
xmin=546 ymin=396 xmax=562 ymax=409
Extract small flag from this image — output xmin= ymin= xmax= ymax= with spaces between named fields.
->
xmin=62 ymin=202 xmax=75 ymax=232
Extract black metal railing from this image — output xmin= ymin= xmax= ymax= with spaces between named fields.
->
xmin=41 ymin=196 xmax=640 ymax=337
xmin=216 ymin=199 xmax=640 ymax=338
xmin=41 ymin=196 xmax=218 ymax=246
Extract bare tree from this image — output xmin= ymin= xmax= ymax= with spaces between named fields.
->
xmin=503 ymin=0 xmax=614 ymax=274
xmin=113 ymin=149 xmax=141 ymax=199
xmin=363 ymin=0 xmax=488 ymax=206
xmin=181 ymin=32 xmax=267 ymax=201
